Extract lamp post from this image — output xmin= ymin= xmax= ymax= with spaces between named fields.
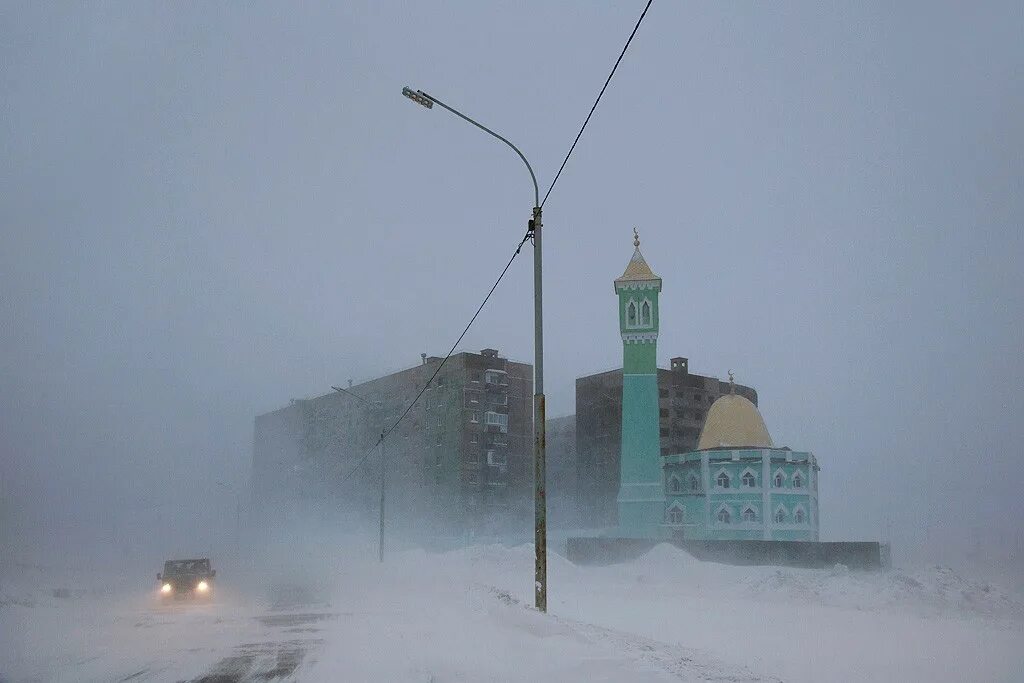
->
xmin=401 ymin=86 xmax=547 ymax=612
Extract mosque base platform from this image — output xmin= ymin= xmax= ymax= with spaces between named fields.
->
xmin=566 ymin=536 xmax=887 ymax=570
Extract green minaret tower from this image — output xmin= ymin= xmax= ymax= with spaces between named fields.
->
xmin=614 ymin=229 xmax=666 ymax=538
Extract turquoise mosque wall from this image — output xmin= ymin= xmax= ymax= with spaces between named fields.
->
xmin=614 ymin=273 xmax=665 ymax=539
xmin=662 ymin=449 xmax=819 ymax=541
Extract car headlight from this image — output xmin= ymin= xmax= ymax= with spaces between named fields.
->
xmin=161 ymin=583 xmax=172 ymax=594
xmin=196 ymin=580 xmax=209 ymax=592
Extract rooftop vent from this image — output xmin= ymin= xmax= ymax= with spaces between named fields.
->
xmin=480 ymin=348 xmax=499 ymax=358
xmin=671 ymin=357 xmax=689 ymax=373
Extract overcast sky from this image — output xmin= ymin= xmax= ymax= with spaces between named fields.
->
xmin=2 ymin=2 xmax=1022 ymax=571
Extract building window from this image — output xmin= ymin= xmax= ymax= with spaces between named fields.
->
xmin=486 ymin=450 xmax=507 ymax=466
xmin=435 ymin=453 xmax=442 ymax=466
xmin=470 ymin=411 xmax=480 ymax=423
xmin=627 ymin=300 xmax=638 ymax=326
xmin=436 ymin=434 xmax=442 ymax=446
xmin=793 ymin=473 xmax=804 ymax=488
xmin=795 ymin=508 xmax=805 ymax=524
xmin=470 ymin=434 xmax=477 ymax=443
xmin=436 ymin=415 xmax=442 ymax=427
xmin=774 ymin=473 xmax=783 ymax=488
xmin=641 ymin=300 xmax=652 ymax=326
xmin=716 ymin=472 xmax=730 ymax=489
xmin=667 ymin=506 xmax=683 ymax=525
xmin=717 ymin=508 xmax=731 ymax=524
xmin=689 ymin=476 xmax=699 ymax=491
xmin=490 ymin=393 xmax=508 ymax=406
xmin=742 ymin=472 xmax=756 ymax=488
xmin=742 ymin=507 xmax=757 ymax=522
xmin=774 ymin=508 xmax=786 ymax=523
xmin=669 ymin=476 xmax=681 ymax=493
xmin=484 ymin=411 xmax=509 ymax=433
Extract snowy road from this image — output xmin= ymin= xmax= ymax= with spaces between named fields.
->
xmin=3 ymin=544 xmax=1023 ymax=682
xmin=1 ymin=589 xmax=336 ymax=682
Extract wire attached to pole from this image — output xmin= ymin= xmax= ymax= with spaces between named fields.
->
xmin=541 ymin=0 xmax=653 ymax=209
xmin=335 ymin=229 xmax=533 ymax=487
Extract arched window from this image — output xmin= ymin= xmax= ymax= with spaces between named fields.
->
xmin=641 ymin=300 xmax=651 ymax=326
xmin=717 ymin=507 xmax=731 ymax=524
xmin=716 ymin=472 xmax=731 ymax=489
xmin=742 ymin=507 xmax=757 ymax=522
xmin=627 ymin=301 xmax=637 ymax=326
xmin=774 ymin=508 xmax=786 ymax=523
xmin=742 ymin=472 xmax=756 ymax=488
xmin=669 ymin=476 xmax=681 ymax=493
xmin=795 ymin=508 xmax=805 ymax=524
xmin=774 ymin=473 xmax=784 ymax=488
xmin=689 ymin=476 xmax=699 ymax=491
xmin=667 ymin=506 xmax=683 ymax=525
xmin=793 ymin=472 xmax=804 ymax=488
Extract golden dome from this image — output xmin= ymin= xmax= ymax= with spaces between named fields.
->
xmin=697 ymin=393 xmax=774 ymax=450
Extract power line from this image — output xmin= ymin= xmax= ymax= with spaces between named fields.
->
xmin=334 ymin=229 xmax=533 ymax=487
xmin=331 ymin=384 xmax=378 ymax=407
xmin=540 ymin=0 xmax=654 ymax=208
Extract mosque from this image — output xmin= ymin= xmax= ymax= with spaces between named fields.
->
xmin=613 ymin=230 xmax=819 ymax=542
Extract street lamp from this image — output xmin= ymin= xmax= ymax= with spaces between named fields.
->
xmin=401 ymin=86 xmax=548 ymax=613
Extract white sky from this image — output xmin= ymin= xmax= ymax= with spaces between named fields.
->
xmin=2 ymin=2 xmax=1022 ymax=571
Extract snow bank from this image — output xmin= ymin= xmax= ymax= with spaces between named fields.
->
xmin=742 ymin=563 xmax=1024 ymax=620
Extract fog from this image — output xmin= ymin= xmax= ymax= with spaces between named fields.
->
xmin=2 ymin=3 xmax=1023 ymax=678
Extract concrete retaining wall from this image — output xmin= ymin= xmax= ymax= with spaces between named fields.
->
xmin=565 ymin=536 xmax=883 ymax=570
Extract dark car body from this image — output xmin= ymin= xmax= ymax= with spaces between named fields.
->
xmin=157 ymin=558 xmax=216 ymax=601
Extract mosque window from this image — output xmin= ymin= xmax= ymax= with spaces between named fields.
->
xmin=742 ymin=507 xmax=757 ymax=522
xmin=667 ymin=506 xmax=683 ymax=525
xmin=775 ymin=508 xmax=786 ymax=523
xmin=793 ymin=473 xmax=804 ymax=488
xmin=716 ymin=472 xmax=731 ymax=489
xmin=742 ymin=472 xmax=756 ymax=488
xmin=774 ymin=473 xmax=784 ymax=488
xmin=795 ymin=508 xmax=805 ymax=524
xmin=627 ymin=301 xmax=638 ymax=326
xmin=669 ymin=476 xmax=682 ymax=493
xmin=717 ymin=508 xmax=731 ymax=524
xmin=641 ymin=300 xmax=652 ymax=326
xmin=689 ymin=476 xmax=699 ymax=491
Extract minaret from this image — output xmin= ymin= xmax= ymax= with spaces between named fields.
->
xmin=614 ymin=229 xmax=666 ymax=538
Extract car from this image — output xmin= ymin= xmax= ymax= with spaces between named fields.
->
xmin=157 ymin=558 xmax=216 ymax=601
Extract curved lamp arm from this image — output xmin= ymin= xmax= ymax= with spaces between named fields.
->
xmin=402 ymin=87 xmax=539 ymax=208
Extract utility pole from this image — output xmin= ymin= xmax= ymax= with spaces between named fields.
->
xmin=379 ymin=428 xmax=386 ymax=563
xmin=333 ymin=385 xmax=387 ymax=562
xmin=531 ymin=204 xmax=546 ymax=613
xmin=401 ymin=86 xmax=547 ymax=611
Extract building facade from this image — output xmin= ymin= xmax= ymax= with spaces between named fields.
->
xmin=576 ymin=364 xmax=758 ymax=528
xmin=662 ymin=389 xmax=819 ymax=541
xmin=544 ymin=414 xmax=579 ymax=528
xmin=582 ymin=231 xmax=821 ymax=542
xmin=251 ymin=348 xmax=533 ymax=542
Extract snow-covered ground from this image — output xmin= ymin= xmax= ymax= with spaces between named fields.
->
xmin=2 ymin=544 xmax=1022 ymax=682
